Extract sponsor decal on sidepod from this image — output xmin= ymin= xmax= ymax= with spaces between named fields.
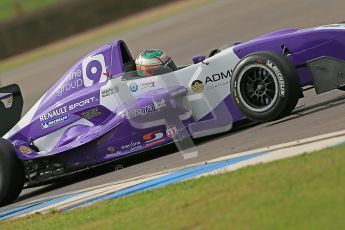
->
xmin=129 ymin=82 xmax=138 ymax=92
xmin=82 ymin=107 xmax=101 ymax=120
xmin=143 ymin=130 xmax=165 ymax=147
xmin=166 ymin=124 xmax=178 ymax=138
xmin=191 ymin=80 xmax=204 ymax=93
xmin=121 ymin=99 xmax=166 ymax=119
xmin=42 ymin=115 xmax=69 ymax=129
xmin=39 ymin=97 xmax=96 ymax=121
xmin=19 ymin=146 xmax=33 ymax=154
xmin=121 ymin=141 xmax=142 ymax=151
xmin=101 ymin=86 xmax=120 ymax=97
xmin=105 ymin=146 xmax=122 ymax=158
xmin=140 ymin=80 xmax=156 ymax=89
xmin=191 ymin=70 xmax=231 ymax=93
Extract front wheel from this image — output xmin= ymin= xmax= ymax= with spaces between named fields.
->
xmin=231 ymin=51 xmax=300 ymax=122
xmin=0 ymin=138 xmax=24 ymax=206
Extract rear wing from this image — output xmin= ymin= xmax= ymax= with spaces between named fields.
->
xmin=0 ymin=84 xmax=23 ymax=136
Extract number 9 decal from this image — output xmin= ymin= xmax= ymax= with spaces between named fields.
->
xmin=82 ymin=54 xmax=107 ymax=87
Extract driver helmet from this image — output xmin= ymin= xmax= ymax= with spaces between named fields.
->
xmin=135 ymin=49 xmax=177 ymax=77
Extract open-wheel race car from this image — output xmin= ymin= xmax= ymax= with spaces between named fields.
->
xmin=1 ymin=23 xmax=345 ymax=206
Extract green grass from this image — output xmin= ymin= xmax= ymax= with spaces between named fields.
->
xmin=0 ymin=0 xmax=57 ymax=22
xmin=2 ymin=145 xmax=345 ymax=230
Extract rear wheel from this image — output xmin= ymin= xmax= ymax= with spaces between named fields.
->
xmin=231 ymin=51 xmax=300 ymax=122
xmin=0 ymin=138 xmax=24 ymax=206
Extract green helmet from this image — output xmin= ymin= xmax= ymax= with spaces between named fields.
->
xmin=135 ymin=49 xmax=177 ymax=77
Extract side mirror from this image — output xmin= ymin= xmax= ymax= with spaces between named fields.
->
xmin=0 ymin=84 xmax=23 ymax=137
xmin=192 ymin=55 xmax=206 ymax=64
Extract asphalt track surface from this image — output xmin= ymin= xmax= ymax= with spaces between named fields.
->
xmin=1 ymin=0 xmax=345 ymax=211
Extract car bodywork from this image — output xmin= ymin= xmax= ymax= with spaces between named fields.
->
xmin=3 ymin=23 xmax=345 ymax=184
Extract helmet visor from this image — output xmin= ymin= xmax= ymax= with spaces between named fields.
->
xmin=137 ymin=58 xmax=177 ymax=77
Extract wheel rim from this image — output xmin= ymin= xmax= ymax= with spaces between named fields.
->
xmin=237 ymin=64 xmax=279 ymax=112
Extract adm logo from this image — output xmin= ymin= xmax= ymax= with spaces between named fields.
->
xmin=82 ymin=54 xmax=108 ymax=87
xmin=205 ymin=70 xmax=231 ymax=84
xmin=191 ymin=70 xmax=231 ymax=93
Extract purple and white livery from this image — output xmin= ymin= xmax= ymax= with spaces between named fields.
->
xmin=1 ymin=23 xmax=345 ymax=206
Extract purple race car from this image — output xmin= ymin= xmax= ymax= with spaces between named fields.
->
xmin=1 ymin=23 xmax=345 ymax=205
